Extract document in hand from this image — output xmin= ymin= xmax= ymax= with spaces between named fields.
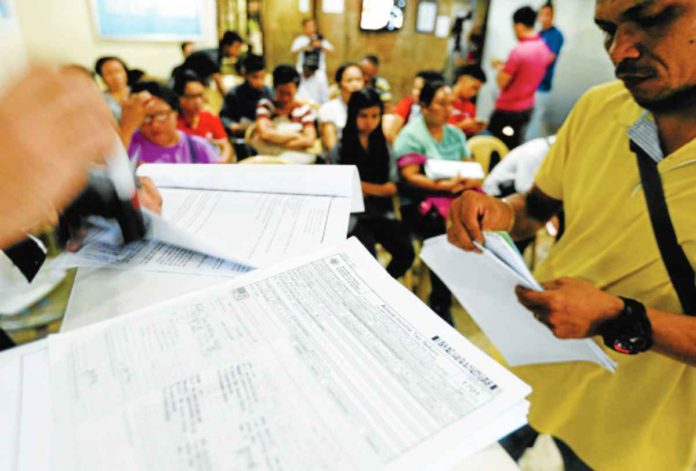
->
xmin=49 ymin=238 xmax=531 ymax=470
xmin=421 ymin=234 xmax=617 ymax=372
xmin=424 ymin=160 xmax=485 ymax=180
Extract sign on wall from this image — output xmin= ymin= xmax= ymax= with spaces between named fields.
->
xmin=90 ymin=0 xmax=205 ymax=41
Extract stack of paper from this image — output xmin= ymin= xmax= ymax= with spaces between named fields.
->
xmin=49 ymin=239 xmax=531 ymax=470
xmin=424 ymin=160 xmax=485 ymax=180
xmin=56 ymin=164 xmax=363 ymax=272
xmin=421 ymin=234 xmax=616 ymax=371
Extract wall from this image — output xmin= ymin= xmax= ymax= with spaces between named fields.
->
xmin=477 ymin=0 xmax=615 ymax=132
xmin=263 ymin=0 xmax=473 ymax=100
xmin=13 ymin=0 xmax=218 ymax=79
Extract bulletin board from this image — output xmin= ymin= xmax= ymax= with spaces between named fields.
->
xmin=89 ymin=0 xmax=205 ymax=41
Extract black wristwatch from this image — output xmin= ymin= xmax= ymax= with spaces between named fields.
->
xmin=601 ymin=297 xmax=653 ymax=354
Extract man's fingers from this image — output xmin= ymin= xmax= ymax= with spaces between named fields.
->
xmin=515 ymin=285 xmax=552 ymax=307
xmin=447 ymin=199 xmax=478 ymax=251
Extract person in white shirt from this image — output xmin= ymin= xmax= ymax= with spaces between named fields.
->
xmin=290 ymin=18 xmax=334 ymax=72
xmin=482 ymin=136 xmax=555 ymax=196
xmin=318 ymin=62 xmax=365 ymax=151
xmin=296 ymin=50 xmax=329 ymax=106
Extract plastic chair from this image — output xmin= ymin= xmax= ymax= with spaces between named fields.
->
xmin=467 ymin=135 xmax=510 ymax=175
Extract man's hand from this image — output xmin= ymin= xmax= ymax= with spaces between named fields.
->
xmin=515 ymin=278 xmax=624 ymax=339
xmin=458 ymin=118 xmax=487 ymax=136
xmin=0 ymin=66 xmax=114 ymax=249
xmin=447 ymin=192 xmax=514 ymax=251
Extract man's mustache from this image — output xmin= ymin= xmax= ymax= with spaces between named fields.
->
xmin=615 ymin=60 xmax=656 ymax=78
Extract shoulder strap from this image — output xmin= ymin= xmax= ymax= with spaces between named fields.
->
xmin=185 ymin=134 xmax=199 ymax=163
xmin=631 ymin=141 xmax=696 ymax=315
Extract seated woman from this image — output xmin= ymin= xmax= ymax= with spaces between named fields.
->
xmin=330 ymin=88 xmax=415 ymax=279
xmin=173 ymin=70 xmax=232 ymax=162
xmin=386 ymin=70 xmax=443 ymax=142
xmin=319 ymin=62 xmax=365 ymax=151
xmin=121 ymin=81 xmax=220 ymax=164
xmin=253 ymin=65 xmax=318 ymax=156
xmin=94 ymin=56 xmax=132 ymax=122
xmin=393 ymin=79 xmax=479 ymax=325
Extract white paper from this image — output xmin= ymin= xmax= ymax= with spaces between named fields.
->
xmin=0 ymin=340 xmax=50 ymax=471
xmin=298 ymin=0 xmax=309 ymax=13
xmin=61 ymin=268 xmax=230 ymax=333
xmin=416 ymin=1 xmax=438 ymax=32
xmin=435 ymin=15 xmax=450 ymax=38
xmin=425 ymin=160 xmax=485 ymax=180
xmin=322 ymin=0 xmax=344 ymax=14
xmin=54 ymin=222 xmax=252 ymax=276
xmin=50 ymin=238 xmax=530 ymax=470
xmin=153 ymin=188 xmax=352 ymax=267
xmin=136 ymin=163 xmax=364 ymax=213
xmin=421 ymin=235 xmax=616 ymax=371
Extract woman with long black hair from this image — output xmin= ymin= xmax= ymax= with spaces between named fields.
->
xmin=330 ymin=88 xmax=415 ymax=279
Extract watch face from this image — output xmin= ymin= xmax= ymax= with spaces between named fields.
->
xmin=614 ymin=335 xmax=650 ymax=355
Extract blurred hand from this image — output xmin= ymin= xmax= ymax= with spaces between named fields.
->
xmin=458 ymin=118 xmax=487 ymax=135
xmin=137 ymin=176 xmax=163 ymax=214
xmin=447 ymin=192 xmax=514 ymax=251
xmin=0 ymin=66 xmax=114 ymax=249
xmin=120 ymin=91 xmax=154 ymax=132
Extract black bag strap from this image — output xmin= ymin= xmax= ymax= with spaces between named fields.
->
xmin=631 ymin=141 xmax=696 ymax=315
xmin=185 ymin=134 xmax=199 ymax=163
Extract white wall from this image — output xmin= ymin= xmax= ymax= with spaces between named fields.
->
xmin=477 ymin=0 xmax=615 ymax=133
xmin=13 ymin=0 xmax=218 ymax=79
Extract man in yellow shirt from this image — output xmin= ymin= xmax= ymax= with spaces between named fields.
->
xmin=447 ymin=0 xmax=696 ymax=469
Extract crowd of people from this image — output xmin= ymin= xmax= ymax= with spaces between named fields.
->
xmin=81 ymin=4 xmax=565 ymax=326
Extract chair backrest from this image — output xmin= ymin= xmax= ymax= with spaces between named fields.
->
xmin=467 ymin=135 xmax=510 ymax=175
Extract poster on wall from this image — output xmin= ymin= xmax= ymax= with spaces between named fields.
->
xmin=90 ymin=0 xmax=205 ymax=41
xmin=416 ymin=0 xmax=438 ymax=34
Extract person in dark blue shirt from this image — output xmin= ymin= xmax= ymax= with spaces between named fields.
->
xmin=525 ymin=1 xmax=564 ymax=140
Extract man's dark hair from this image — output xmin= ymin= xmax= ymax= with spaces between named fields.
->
xmin=454 ymin=64 xmax=487 ymax=83
xmin=540 ymin=1 xmax=553 ymax=12
xmin=180 ymin=41 xmax=193 ymax=52
xmin=131 ymin=81 xmax=181 ymax=114
xmin=362 ymin=54 xmax=380 ymax=67
xmin=173 ymin=70 xmax=204 ymax=96
xmin=220 ymin=30 xmax=243 ymax=47
xmin=513 ymin=6 xmax=537 ymax=27
xmin=416 ymin=70 xmax=445 ymax=82
xmin=94 ymin=56 xmax=129 ymax=78
xmin=419 ymin=79 xmax=446 ymax=107
xmin=272 ymin=64 xmax=300 ymax=88
xmin=302 ymin=17 xmax=315 ymax=26
xmin=335 ymin=62 xmax=361 ymax=84
xmin=242 ymin=54 xmax=266 ymax=74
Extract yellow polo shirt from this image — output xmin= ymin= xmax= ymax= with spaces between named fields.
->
xmin=516 ymin=81 xmax=696 ymax=470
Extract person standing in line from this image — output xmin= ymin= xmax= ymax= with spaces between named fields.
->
xmin=525 ymin=1 xmax=565 ymax=141
xmin=488 ymin=6 xmax=554 ymax=150
xmin=291 ymin=18 xmax=334 ymax=73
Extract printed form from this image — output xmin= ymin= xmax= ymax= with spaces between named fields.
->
xmin=49 ymin=238 xmax=530 ymax=470
xmin=57 ymin=164 xmax=362 ymax=272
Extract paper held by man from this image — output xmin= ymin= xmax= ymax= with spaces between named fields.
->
xmin=421 ymin=234 xmax=617 ymax=371
xmin=47 ymin=238 xmax=530 ymax=470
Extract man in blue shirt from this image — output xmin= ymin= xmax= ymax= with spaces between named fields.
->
xmin=525 ymin=1 xmax=564 ymax=141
